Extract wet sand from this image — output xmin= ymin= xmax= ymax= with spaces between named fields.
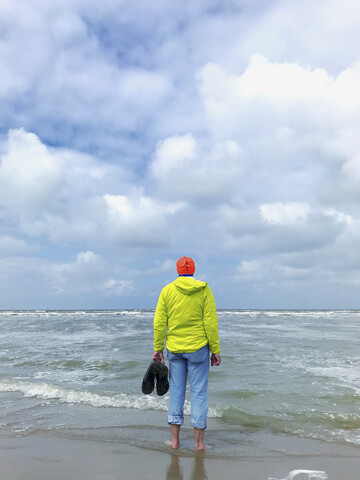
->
xmin=0 ymin=433 xmax=359 ymax=480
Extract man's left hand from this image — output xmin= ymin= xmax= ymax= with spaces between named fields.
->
xmin=211 ymin=354 xmax=221 ymax=366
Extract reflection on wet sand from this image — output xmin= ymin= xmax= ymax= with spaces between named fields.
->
xmin=166 ymin=454 xmax=207 ymax=480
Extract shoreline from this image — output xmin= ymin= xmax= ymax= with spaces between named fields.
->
xmin=0 ymin=432 xmax=359 ymax=480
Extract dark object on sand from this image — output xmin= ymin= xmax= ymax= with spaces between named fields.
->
xmin=142 ymin=361 xmax=169 ymax=396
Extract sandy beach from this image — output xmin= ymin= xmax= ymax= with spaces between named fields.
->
xmin=0 ymin=431 xmax=359 ymax=480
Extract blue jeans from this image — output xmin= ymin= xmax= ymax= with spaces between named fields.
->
xmin=167 ymin=345 xmax=209 ymax=429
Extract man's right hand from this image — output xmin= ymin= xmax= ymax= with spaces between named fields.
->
xmin=152 ymin=351 xmax=164 ymax=363
xmin=211 ymin=354 xmax=221 ymax=366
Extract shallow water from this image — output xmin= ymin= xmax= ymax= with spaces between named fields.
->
xmin=0 ymin=309 xmax=359 ymax=457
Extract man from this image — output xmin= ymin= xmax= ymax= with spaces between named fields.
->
xmin=152 ymin=256 xmax=221 ymax=450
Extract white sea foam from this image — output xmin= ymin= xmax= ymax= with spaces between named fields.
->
xmin=0 ymin=310 xmax=155 ymax=319
xmin=306 ymin=365 xmax=360 ymax=392
xmin=269 ymin=470 xmax=328 ymax=480
xmin=220 ymin=310 xmax=339 ymax=318
xmin=0 ymin=380 xmax=221 ymax=417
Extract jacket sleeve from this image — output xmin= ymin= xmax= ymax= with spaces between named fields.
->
xmin=203 ymin=286 xmax=220 ymax=354
xmin=153 ymin=288 xmax=168 ymax=351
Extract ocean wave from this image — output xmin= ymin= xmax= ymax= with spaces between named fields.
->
xmin=306 ymin=365 xmax=360 ymax=393
xmin=15 ymin=359 xmax=85 ymax=368
xmin=222 ymin=405 xmax=360 ymax=430
xmin=0 ymin=380 xmax=220 ymax=417
xmin=1 ymin=309 xmax=359 ymax=318
xmin=0 ymin=310 xmax=155 ymax=318
xmin=218 ymin=310 xmax=352 ymax=318
xmin=220 ymin=406 xmax=360 ymax=446
xmin=0 ymin=380 xmax=169 ymax=411
xmin=301 ymin=411 xmax=360 ymax=430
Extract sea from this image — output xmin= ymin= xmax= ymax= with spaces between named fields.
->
xmin=0 ymin=310 xmax=359 ymax=479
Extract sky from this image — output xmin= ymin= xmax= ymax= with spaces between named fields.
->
xmin=1 ymin=0 xmax=360 ymax=309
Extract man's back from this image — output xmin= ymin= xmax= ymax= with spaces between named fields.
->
xmin=152 ymin=256 xmax=221 ymax=450
xmin=154 ymin=276 xmax=217 ymax=353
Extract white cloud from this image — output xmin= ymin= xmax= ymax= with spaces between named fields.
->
xmin=0 ymin=129 xmax=64 ymax=210
xmin=277 ymin=264 xmax=312 ymax=279
xmin=236 ymin=260 xmax=265 ymax=282
xmin=103 ymin=194 xmax=185 ymax=246
xmin=260 ymin=202 xmax=354 ymax=229
xmin=2 ymin=1 xmax=360 ymax=307
xmin=260 ymin=202 xmax=311 ymax=225
xmin=341 ymin=155 xmax=360 ymax=189
xmin=100 ymin=279 xmax=134 ymax=296
xmin=45 ymin=250 xmax=102 ymax=293
xmin=0 ymin=235 xmax=32 ymax=255
xmin=0 ymin=128 xmax=189 ymax=250
xmin=151 ymin=134 xmax=243 ymax=202
xmin=0 ymin=0 xmax=175 ymax=158
xmin=104 ymin=194 xmax=183 ymax=218
xmin=195 ymin=55 xmax=360 ymax=213
xmin=198 ymin=55 xmax=360 ymax=141
xmin=324 ymin=208 xmax=353 ymax=225
xmin=152 ymin=134 xmax=197 ymax=174
xmin=76 ymin=251 xmax=100 ymax=264
xmin=219 ymin=200 xmax=352 ymax=258
xmin=145 ymin=258 xmax=175 ymax=275
xmin=233 ymin=0 xmax=360 ymax=74
xmin=0 ymin=128 xmax=119 ymax=213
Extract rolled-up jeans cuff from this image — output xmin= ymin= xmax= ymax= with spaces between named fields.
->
xmin=190 ymin=419 xmax=207 ymax=429
xmin=168 ymin=415 xmax=184 ymax=425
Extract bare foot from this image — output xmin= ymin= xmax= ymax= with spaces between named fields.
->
xmin=169 ymin=424 xmax=180 ymax=449
xmin=165 ymin=439 xmax=180 ymax=449
xmin=194 ymin=427 xmax=211 ymax=451
xmin=195 ymin=444 xmax=211 ymax=451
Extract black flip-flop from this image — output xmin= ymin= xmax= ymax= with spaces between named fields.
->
xmin=142 ymin=361 xmax=169 ymax=396
xmin=142 ymin=361 xmax=157 ymax=394
xmin=155 ymin=362 xmax=169 ymax=396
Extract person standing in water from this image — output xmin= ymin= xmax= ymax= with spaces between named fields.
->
xmin=152 ymin=256 xmax=221 ymax=450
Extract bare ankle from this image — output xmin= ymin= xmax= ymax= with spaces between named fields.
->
xmin=170 ymin=424 xmax=181 ymax=449
xmin=194 ymin=427 xmax=209 ymax=450
xmin=171 ymin=439 xmax=180 ymax=449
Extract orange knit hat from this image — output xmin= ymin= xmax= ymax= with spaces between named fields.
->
xmin=176 ymin=256 xmax=195 ymax=275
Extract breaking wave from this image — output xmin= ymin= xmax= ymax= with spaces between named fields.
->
xmin=0 ymin=379 xmax=221 ymax=417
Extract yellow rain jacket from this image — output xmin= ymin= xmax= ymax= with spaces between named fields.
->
xmin=153 ymin=276 xmax=220 ymax=354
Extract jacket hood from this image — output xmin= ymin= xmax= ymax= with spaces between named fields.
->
xmin=174 ymin=276 xmax=207 ymax=295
